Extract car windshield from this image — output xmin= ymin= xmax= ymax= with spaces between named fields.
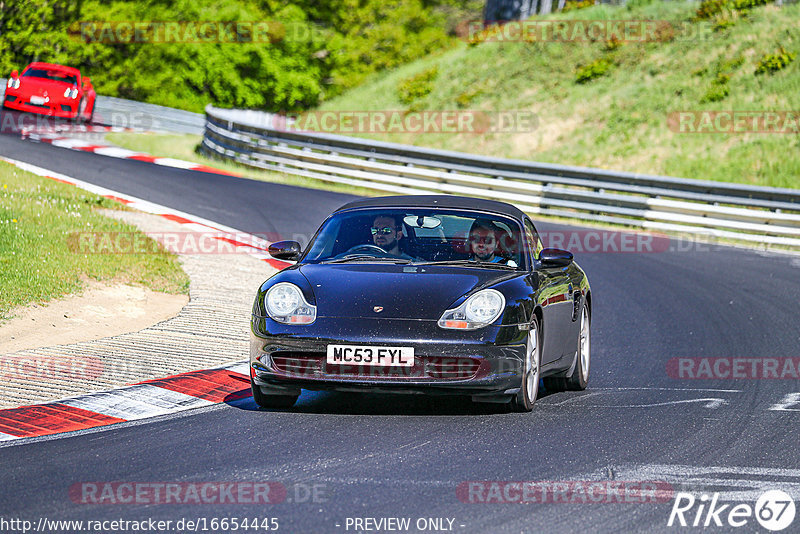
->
xmin=22 ymin=68 xmax=77 ymax=85
xmin=302 ymin=208 xmax=527 ymax=269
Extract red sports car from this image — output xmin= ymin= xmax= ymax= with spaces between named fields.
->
xmin=3 ymin=62 xmax=96 ymax=122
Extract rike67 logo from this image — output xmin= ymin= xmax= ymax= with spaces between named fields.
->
xmin=668 ymin=490 xmax=796 ymax=531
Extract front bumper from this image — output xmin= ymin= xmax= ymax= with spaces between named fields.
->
xmin=2 ymin=95 xmax=79 ymax=118
xmin=250 ymin=315 xmax=528 ymax=398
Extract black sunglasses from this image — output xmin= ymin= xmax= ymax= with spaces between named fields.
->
xmin=371 ymin=226 xmax=396 ymax=235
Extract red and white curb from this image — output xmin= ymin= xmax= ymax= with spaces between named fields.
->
xmin=27 ymin=132 xmax=240 ymax=177
xmin=0 ymin=157 xmax=289 ymax=270
xmin=0 ymin=157 xmax=293 ymax=442
xmin=0 ymin=362 xmax=252 ymax=443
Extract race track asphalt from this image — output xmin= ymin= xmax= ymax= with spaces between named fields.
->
xmin=2 ymin=133 xmax=799 ymax=533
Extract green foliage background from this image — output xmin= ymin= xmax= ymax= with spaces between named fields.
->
xmin=0 ymin=0 xmax=482 ymax=112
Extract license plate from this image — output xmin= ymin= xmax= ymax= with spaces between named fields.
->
xmin=326 ymin=344 xmax=414 ymax=367
xmin=29 ymin=96 xmax=46 ymax=105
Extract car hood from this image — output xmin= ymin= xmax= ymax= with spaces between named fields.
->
xmin=17 ymin=77 xmax=74 ymax=96
xmin=297 ymin=263 xmax=518 ymax=320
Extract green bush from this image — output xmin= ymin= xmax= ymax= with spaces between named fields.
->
xmin=755 ymin=47 xmax=797 ymax=75
xmin=0 ymin=0 xmax=466 ymax=113
xmin=713 ymin=16 xmax=737 ymax=31
xmin=454 ymin=83 xmax=486 ymax=108
xmin=699 ymin=57 xmax=740 ymax=103
xmin=397 ymin=66 xmax=439 ymax=105
xmin=562 ymin=0 xmax=596 ymax=13
xmin=696 ymin=0 xmax=771 ymax=19
xmin=731 ymin=0 xmax=771 ymax=10
xmin=701 ymin=73 xmax=731 ymax=102
xmin=695 ymin=0 xmax=730 ymax=20
xmin=575 ymin=58 xmax=612 ymax=84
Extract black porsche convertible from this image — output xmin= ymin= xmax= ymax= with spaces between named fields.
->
xmin=249 ymin=195 xmax=591 ymax=412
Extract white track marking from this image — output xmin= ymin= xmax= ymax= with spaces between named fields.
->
xmin=0 ymin=157 xmax=273 ymax=248
xmin=769 ymin=393 xmax=800 ymax=411
xmin=60 ymin=385 xmax=213 ymax=420
xmin=0 ymin=432 xmax=20 ymax=442
xmin=91 ymin=146 xmax=143 ymax=158
xmin=225 ymin=361 xmax=251 ymax=376
xmin=594 ymin=387 xmax=742 ymax=393
xmin=51 ymin=138 xmax=95 ymax=149
xmin=603 ymin=464 xmax=800 ymax=501
xmin=153 ymin=157 xmax=198 ymax=169
xmin=544 ymin=389 xmax=736 ymax=409
xmin=589 ymin=398 xmax=730 ymax=409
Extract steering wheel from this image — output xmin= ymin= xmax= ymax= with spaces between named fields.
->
xmin=343 ymin=244 xmax=390 ymax=256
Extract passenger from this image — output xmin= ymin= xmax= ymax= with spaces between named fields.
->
xmin=468 ymin=220 xmax=513 ymax=265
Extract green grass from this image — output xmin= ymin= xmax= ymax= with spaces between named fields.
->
xmin=104 ymin=132 xmax=382 ymax=198
xmin=313 ymin=0 xmax=800 ymax=189
xmin=0 ymin=162 xmax=189 ymax=321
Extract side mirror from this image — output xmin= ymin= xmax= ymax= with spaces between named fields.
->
xmin=268 ymin=240 xmax=301 ymax=261
xmin=83 ymin=77 xmax=91 ymax=86
xmin=539 ymin=248 xmax=573 ymax=268
xmin=10 ymin=70 xmax=18 ymax=78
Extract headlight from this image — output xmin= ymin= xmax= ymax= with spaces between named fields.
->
xmin=265 ymin=282 xmax=316 ymax=325
xmin=63 ymin=87 xmax=78 ymax=99
xmin=438 ymin=289 xmax=505 ymax=330
xmin=7 ymin=78 xmax=20 ymax=89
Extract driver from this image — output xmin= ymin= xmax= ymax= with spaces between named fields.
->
xmin=371 ymin=215 xmax=415 ymax=260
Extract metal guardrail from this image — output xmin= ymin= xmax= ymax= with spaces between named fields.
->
xmin=201 ymin=105 xmax=800 ymax=248
xmin=1 ymin=80 xmax=204 ymax=134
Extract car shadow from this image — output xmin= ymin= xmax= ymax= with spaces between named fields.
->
xmin=225 ymin=379 xmax=561 ymax=416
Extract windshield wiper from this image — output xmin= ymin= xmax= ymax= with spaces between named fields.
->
xmin=324 ymin=255 xmax=412 ymax=264
xmin=413 ymin=259 xmax=518 ymax=270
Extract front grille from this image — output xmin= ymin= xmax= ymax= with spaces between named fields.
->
xmin=270 ymin=352 xmax=482 ymax=380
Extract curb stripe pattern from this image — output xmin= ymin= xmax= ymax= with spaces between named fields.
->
xmin=0 ymin=155 xmax=293 ymax=443
xmin=0 ymin=364 xmax=251 ymax=442
xmin=30 ymin=131 xmax=241 ymax=177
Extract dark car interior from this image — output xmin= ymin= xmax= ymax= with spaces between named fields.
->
xmin=325 ymin=211 xmax=522 ymax=264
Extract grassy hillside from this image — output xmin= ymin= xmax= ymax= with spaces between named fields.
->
xmin=316 ymin=0 xmax=800 ymax=188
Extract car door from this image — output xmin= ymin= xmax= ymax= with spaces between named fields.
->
xmin=525 ymin=218 xmax=574 ymax=366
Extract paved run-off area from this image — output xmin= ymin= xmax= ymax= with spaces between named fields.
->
xmin=0 ymin=209 xmax=276 ymax=408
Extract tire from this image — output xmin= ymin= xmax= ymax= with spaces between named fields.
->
xmin=250 ymin=377 xmax=299 ymax=409
xmin=511 ymin=319 xmax=541 ymax=412
xmin=545 ymin=303 xmax=590 ymax=392
xmin=565 ymin=304 xmax=590 ymax=390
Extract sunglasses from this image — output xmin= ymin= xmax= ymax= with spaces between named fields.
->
xmin=371 ymin=226 xmax=396 ymax=235
xmin=470 ymin=235 xmax=496 ymax=245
